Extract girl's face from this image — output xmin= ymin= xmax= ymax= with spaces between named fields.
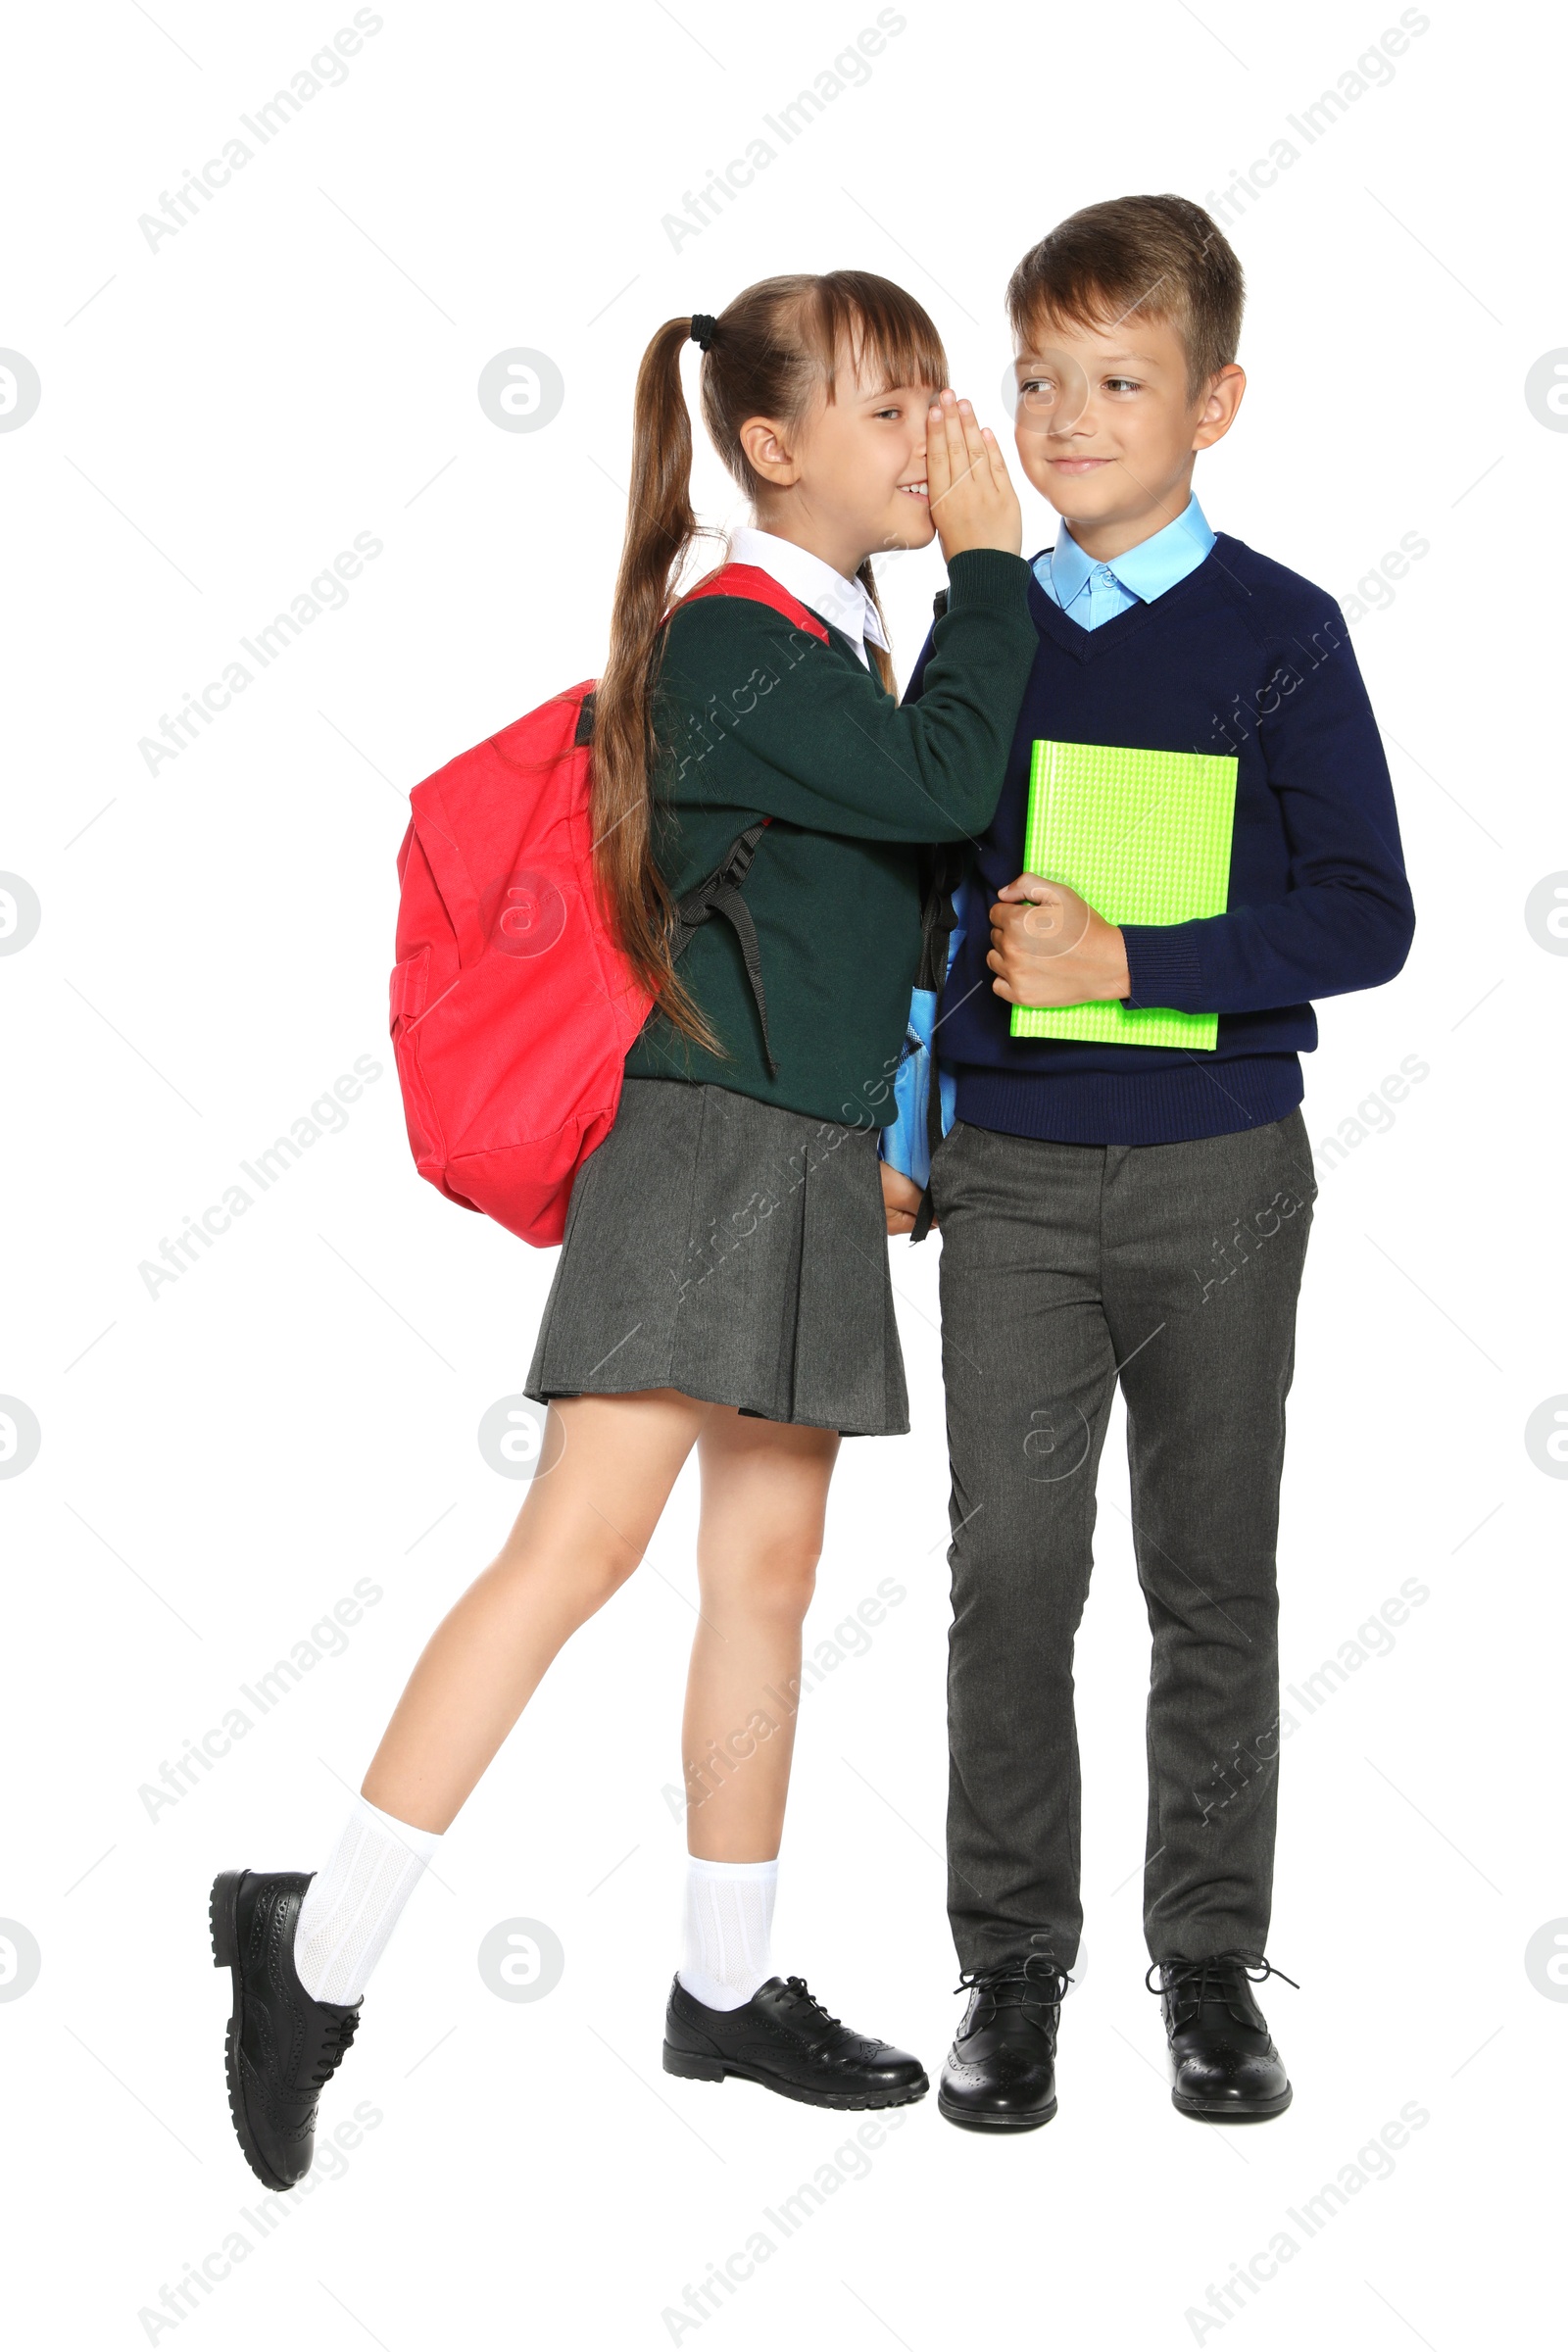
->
xmin=741 ymin=342 xmax=941 ymax=577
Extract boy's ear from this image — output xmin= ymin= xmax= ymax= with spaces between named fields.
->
xmin=1192 ymin=364 xmax=1246 ymax=453
xmin=739 ymin=415 xmax=802 ymax=487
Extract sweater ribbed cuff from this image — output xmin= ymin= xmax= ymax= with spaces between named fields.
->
xmin=942 ymin=548 xmax=1031 ymax=611
xmin=1120 ymin=923 xmax=1208 ymax=1012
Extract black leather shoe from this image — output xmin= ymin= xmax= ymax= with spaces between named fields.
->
xmin=662 ymin=1975 xmax=927 ymax=2110
xmin=211 ymin=1869 xmax=362 ymax=2188
xmin=1149 ymin=1952 xmax=1296 ymax=2120
xmin=938 ymin=1956 xmax=1068 ymax=2132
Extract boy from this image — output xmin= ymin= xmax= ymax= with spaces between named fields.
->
xmin=881 ymin=194 xmax=1414 ymax=2129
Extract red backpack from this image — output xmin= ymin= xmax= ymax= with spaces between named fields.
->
xmin=389 ymin=565 xmax=830 ymax=1245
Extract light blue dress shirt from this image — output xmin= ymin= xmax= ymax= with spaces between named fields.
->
xmin=1034 ymin=493 xmax=1215 ymax=629
xmin=880 ymin=497 xmax=1216 ymax=1187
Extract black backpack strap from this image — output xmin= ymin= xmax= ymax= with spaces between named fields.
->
xmin=915 ymin=838 xmax=966 ymax=993
xmin=909 ymin=1064 xmax=944 ymax=1246
xmin=907 ymin=838 xmax=968 ymax=1246
xmin=670 ymin=819 xmax=779 ymax=1077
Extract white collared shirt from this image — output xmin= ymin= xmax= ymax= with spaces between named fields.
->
xmin=727 ymin=523 xmax=888 ymax=671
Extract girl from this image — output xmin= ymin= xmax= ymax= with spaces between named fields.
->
xmin=211 ymin=270 xmax=1037 ymax=2188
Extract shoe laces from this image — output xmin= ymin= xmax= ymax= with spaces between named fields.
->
xmin=783 ymin=1976 xmax=842 ymax=2031
xmin=956 ymin=1954 xmax=1071 ymax=2007
xmin=1145 ymin=1951 xmax=1299 ymax=2002
xmin=308 ymin=2008 xmax=360 ymax=2088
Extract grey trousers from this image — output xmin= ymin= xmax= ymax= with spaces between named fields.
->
xmin=927 ymin=1107 xmax=1316 ymax=1972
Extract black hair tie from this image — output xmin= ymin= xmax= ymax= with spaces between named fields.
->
xmin=689 ymin=314 xmax=717 ymax=351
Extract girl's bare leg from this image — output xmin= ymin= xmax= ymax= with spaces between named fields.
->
xmin=362 ymin=1388 xmax=713 ymax=1831
xmin=679 ymin=1408 xmax=841 ymax=1861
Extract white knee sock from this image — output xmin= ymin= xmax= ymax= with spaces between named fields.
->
xmin=678 ymin=1855 xmax=779 ymax=2011
xmin=293 ymin=1793 xmax=444 ymax=2006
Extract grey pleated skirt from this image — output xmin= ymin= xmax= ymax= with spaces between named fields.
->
xmin=524 ymin=1078 xmax=908 ymax=1436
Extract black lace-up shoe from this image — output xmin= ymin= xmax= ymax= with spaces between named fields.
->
xmin=938 ymin=1956 xmax=1068 ymax=2131
xmin=211 ymin=1869 xmax=362 ymax=2188
xmin=662 ymin=1975 xmax=928 ymax=2110
xmin=1149 ymin=1952 xmax=1296 ymax=2120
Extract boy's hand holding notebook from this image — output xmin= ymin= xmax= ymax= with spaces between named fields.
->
xmin=998 ymin=739 xmax=1239 ymax=1052
xmin=988 ymin=871 xmax=1131 ymax=1008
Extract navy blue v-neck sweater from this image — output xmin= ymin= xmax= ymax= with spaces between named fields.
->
xmin=905 ymin=532 xmax=1417 ymax=1146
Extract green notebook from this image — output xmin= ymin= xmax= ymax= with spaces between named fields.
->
xmin=1009 ymin=738 xmax=1238 ymax=1052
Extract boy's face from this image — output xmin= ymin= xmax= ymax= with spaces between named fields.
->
xmin=1009 ymin=309 xmax=1244 ymax=554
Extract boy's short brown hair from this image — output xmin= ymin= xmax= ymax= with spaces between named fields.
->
xmin=1006 ymin=195 xmax=1244 ymax=400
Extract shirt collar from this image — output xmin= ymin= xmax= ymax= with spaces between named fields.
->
xmin=728 ymin=524 xmax=888 ymax=667
xmin=1045 ymin=493 xmax=1215 ymax=611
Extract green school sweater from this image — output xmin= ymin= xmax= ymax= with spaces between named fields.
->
xmin=622 ymin=548 xmax=1036 ymax=1127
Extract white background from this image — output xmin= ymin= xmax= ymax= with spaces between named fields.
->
xmin=4 ymin=1 xmax=1564 ymax=2345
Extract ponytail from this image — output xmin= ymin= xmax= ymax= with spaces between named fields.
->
xmin=590 ymin=317 xmax=721 ymax=1057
